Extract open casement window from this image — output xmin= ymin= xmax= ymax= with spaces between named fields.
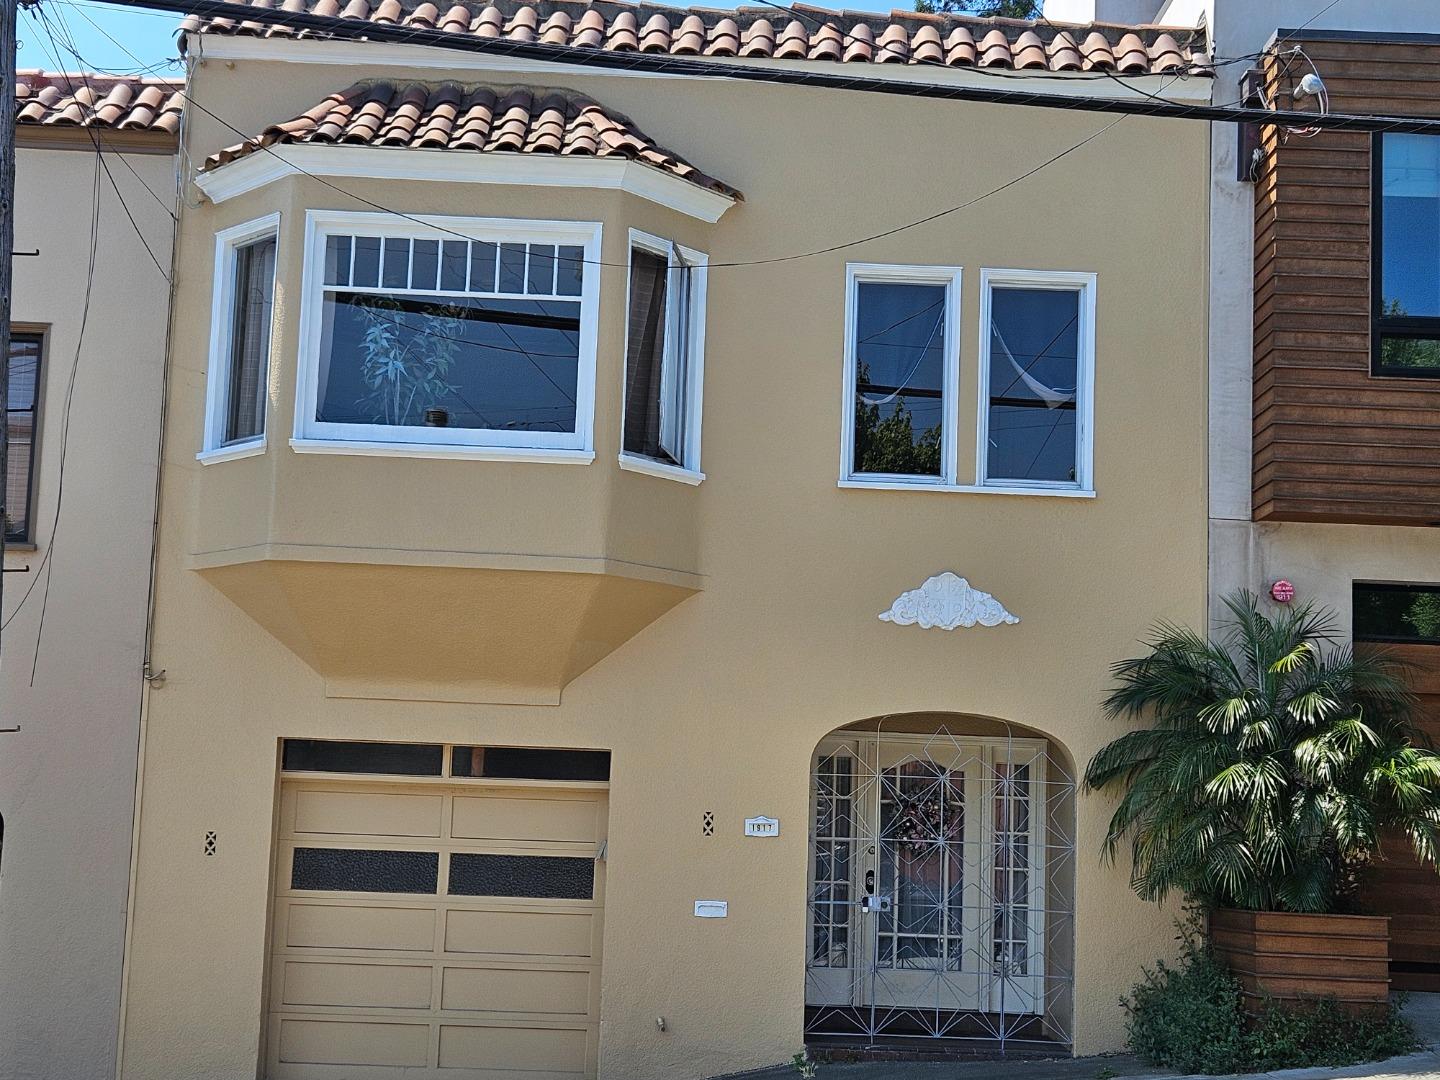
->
xmin=1374 ymin=134 xmax=1440 ymax=377
xmin=5 ymin=330 xmax=42 ymax=542
xmin=841 ymin=265 xmax=961 ymax=486
xmin=202 ymin=215 xmax=279 ymax=458
xmin=296 ymin=212 xmax=601 ymax=457
xmin=978 ymin=270 xmax=1095 ymax=492
xmin=622 ymin=232 xmax=706 ymax=477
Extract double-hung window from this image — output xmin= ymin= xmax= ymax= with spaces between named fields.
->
xmin=296 ymin=212 xmax=601 ymax=459
xmin=621 ymin=231 xmax=707 ymax=481
xmin=6 ymin=330 xmax=42 ymax=542
xmin=202 ymin=215 xmax=279 ymax=460
xmin=841 ymin=265 xmax=961 ymax=485
xmin=978 ymin=270 xmax=1095 ymax=491
xmin=1374 ymin=134 xmax=1440 ymax=376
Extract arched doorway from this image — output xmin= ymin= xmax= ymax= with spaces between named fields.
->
xmin=805 ymin=715 xmax=1076 ymax=1055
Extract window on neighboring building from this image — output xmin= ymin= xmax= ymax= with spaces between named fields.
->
xmin=1374 ymin=134 xmax=1440 ymax=376
xmin=1354 ymin=582 xmax=1440 ymax=645
xmin=622 ymin=233 xmax=707 ymax=478
xmin=297 ymin=213 xmax=601 ymax=457
xmin=842 ymin=265 xmax=960 ymax=484
xmin=979 ymin=270 xmax=1094 ymax=491
xmin=203 ymin=216 xmax=279 ymax=457
xmin=6 ymin=330 xmax=42 ymax=543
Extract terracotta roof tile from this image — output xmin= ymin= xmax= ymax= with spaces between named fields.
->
xmin=202 ymin=80 xmax=743 ymax=200
xmin=179 ymin=0 xmax=1208 ymax=75
xmin=13 ymin=70 xmax=184 ymax=136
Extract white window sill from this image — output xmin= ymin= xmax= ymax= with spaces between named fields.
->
xmin=197 ymin=439 xmax=266 ymax=465
xmin=618 ymin=454 xmax=705 ymax=486
xmin=289 ymin=438 xmax=596 ymax=465
xmin=838 ymin=479 xmax=1096 ymax=498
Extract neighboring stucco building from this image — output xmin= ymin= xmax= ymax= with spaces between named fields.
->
xmin=1090 ymin=0 xmax=1440 ymax=992
xmin=1 ymin=72 xmax=179 ymax=1080
xmin=114 ymin=6 xmax=1212 ymax=1079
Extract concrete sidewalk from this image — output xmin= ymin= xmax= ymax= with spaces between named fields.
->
xmin=733 ymin=995 xmax=1440 ymax=1080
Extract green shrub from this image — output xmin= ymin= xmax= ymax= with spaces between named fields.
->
xmin=1124 ymin=925 xmax=1418 ymax=1074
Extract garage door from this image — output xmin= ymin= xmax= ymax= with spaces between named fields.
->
xmin=266 ymin=778 xmax=606 ymax=1079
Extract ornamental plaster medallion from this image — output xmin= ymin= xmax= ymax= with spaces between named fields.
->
xmin=879 ymin=572 xmax=1019 ymax=630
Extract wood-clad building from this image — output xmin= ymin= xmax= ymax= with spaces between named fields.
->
xmin=1254 ymin=34 xmax=1440 ymax=526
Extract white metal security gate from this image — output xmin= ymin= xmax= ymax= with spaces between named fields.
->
xmin=805 ymin=727 xmax=1075 ymax=1052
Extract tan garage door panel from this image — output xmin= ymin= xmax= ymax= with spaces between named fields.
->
xmin=437 ymin=1024 xmax=588 ymax=1074
xmin=444 ymin=909 xmax=596 ymax=959
xmin=282 ymin=961 xmax=434 ymax=1010
xmin=294 ymin=790 xmax=444 ymax=838
xmin=278 ymin=1019 xmax=430 ymax=1068
xmin=269 ymin=780 xmax=606 ymax=1080
xmin=440 ymin=966 xmax=592 ymax=1016
xmin=451 ymin=796 xmax=600 ymax=844
xmin=285 ymin=903 xmax=435 ymax=952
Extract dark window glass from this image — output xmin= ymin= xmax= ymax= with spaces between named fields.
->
xmin=451 ymin=746 xmax=610 ymax=781
xmin=440 ymin=241 xmax=468 ymax=292
xmin=470 ymin=242 xmax=497 ymax=293
xmin=6 ymin=332 xmax=41 ymax=543
xmin=282 ymin=739 xmax=444 ymax=775
xmin=851 ymin=282 xmax=945 ymax=477
xmin=985 ymin=286 xmax=1080 ymax=484
xmin=315 ymin=293 xmax=580 ymax=433
xmin=498 ymin=243 xmax=527 ymax=294
xmin=224 ymin=235 xmax=276 ymax=445
xmin=1354 ymin=583 xmax=1440 ymax=645
xmin=1376 ymin=134 xmax=1440 ymax=375
xmin=292 ymin=847 xmax=439 ymax=893
xmin=412 ymin=239 xmax=440 ymax=291
xmin=448 ymin=853 xmax=593 ymax=899
xmin=324 ymin=234 xmax=351 ymax=287
xmin=623 ymin=248 xmax=674 ymax=463
xmin=556 ymin=246 xmax=584 ymax=297
xmin=382 ymin=237 xmax=410 ymax=289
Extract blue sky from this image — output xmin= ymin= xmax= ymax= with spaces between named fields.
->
xmin=24 ymin=0 xmax=915 ymax=73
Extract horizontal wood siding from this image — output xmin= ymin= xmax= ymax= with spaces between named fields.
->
xmin=1358 ymin=643 xmax=1440 ymax=989
xmin=1254 ymin=39 xmax=1440 ymax=525
xmin=1209 ymin=908 xmax=1390 ymax=1010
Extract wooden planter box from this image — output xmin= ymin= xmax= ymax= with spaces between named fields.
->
xmin=1209 ymin=909 xmax=1390 ymax=1013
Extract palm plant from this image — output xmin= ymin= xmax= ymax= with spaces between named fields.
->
xmin=1085 ymin=591 xmax=1440 ymax=914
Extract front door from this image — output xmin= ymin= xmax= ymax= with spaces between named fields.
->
xmin=807 ymin=732 xmax=1046 ymax=1026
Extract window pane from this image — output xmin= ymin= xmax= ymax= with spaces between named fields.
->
xmin=1354 ymin=583 xmax=1440 ymax=644
xmin=282 ymin=739 xmax=444 ymax=775
xmin=527 ymin=244 xmax=557 ymax=294
xmin=623 ymin=248 xmax=671 ymax=462
xmin=352 ymin=236 xmax=381 ymax=288
xmin=451 ymin=746 xmax=610 ymax=781
xmin=986 ymin=286 xmax=1080 ymax=484
xmin=1378 ymin=335 xmax=1440 ymax=374
xmin=470 ymin=241 xmax=497 ymax=293
xmin=6 ymin=332 xmax=41 ymax=542
xmin=291 ymin=847 xmax=439 ymax=893
xmin=556 ymin=246 xmax=584 ymax=297
xmin=382 ymin=237 xmax=410 ymax=289
xmin=323 ymin=234 xmax=351 ymax=287
xmin=440 ymin=240 xmax=468 ymax=292
xmin=498 ymin=243 xmax=527 ymax=294
xmin=224 ymin=235 xmax=276 ymax=444
xmin=851 ymin=281 xmax=945 ymax=477
xmin=412 ymin=239 xmax=440 ymax=291
xmin=1381 ymin=134 xmax=1440 ymax=320
xmin=448 ymin=853 xmax=594 ymax=899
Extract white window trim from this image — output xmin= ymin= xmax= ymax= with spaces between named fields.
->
xmin=617 ymin=228 xmax=708 ymax=485
xmin=976 ymin=268 xmax=1096 ymax=495
xmin=292 ymin=210 xmax=603 ymax=461
xmin=840 ymin=263 xmax=963 ymax=488
xmin=199 ymin=212 xmax=280 ymax=464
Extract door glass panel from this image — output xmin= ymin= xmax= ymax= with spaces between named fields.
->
xmin=291 ymin=847 xmax=439 ymax=893
xmin=811 ymin=753 xmax=853 ymax=968
xmin=993 ymin=762 xmax=1032 ymax=975
xmin=877 ymin=760 xmax=964 ymax=972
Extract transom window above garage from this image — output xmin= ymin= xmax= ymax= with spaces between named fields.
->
xmin=296 ymin=212 xmax=602 ymax=459
xmin=281 ymin=738 xmax=611 ymax=782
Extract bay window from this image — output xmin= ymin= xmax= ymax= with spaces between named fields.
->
xmin=1374 ymin=133 xmax=1440 ymax=376
xmin=621 ymin=231 xmax=707 ymax=481
xmin=295 ymin=213 xmax=601 ymax=458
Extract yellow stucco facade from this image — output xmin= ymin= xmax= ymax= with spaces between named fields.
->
xmin=119 ymin=41 xmax=1210 ymax=1080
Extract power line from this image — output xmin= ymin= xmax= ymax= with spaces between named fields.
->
xmin=94 ymin=0 xmax=1440 ymax=134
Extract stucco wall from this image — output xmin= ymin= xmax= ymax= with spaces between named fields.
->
xmin=120 ymin=52 xmax=1208 ymax=1080
xmin=0 ymin=142 xmax=173 ymax=1080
